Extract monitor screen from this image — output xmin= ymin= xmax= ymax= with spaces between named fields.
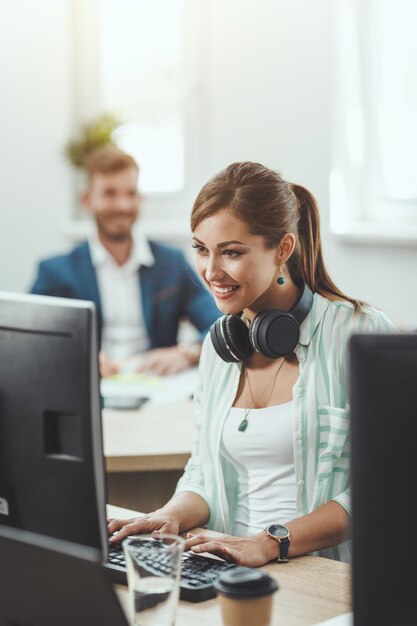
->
xmin=350 ymin=333 xmax=417 ymax=626
xmin=0 ymin=292 xmax=107 ymax=556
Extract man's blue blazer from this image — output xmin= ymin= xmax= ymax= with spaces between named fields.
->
xmin=30 ymin=241 xmax=220 ymax=348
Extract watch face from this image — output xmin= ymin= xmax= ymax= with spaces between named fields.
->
xmin=268 ymin=524 xmax=289 ymax=539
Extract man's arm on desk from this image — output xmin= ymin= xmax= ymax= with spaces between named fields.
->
xmin=101 ymin=344 xmax=202 ymax=378
xmin=137 ymin=344 xmax=201 ymax=376
xmin=108 ymin=491 xmax=209 ymax=541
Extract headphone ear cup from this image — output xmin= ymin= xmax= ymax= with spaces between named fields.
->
xmin=210 ymin=315 xmax=253 ymax=362
xmin=210 ymin=318 xmax=235 ymax=362
xmin=224 ymin=315 xmax=253 ymax=361
xmin=249 ymin=310 xmax=300 ymax=358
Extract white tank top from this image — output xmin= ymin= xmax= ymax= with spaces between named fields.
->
xmin=220 ymin=402 xmax=297 ymax=536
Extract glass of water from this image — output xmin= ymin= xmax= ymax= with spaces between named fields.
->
xmin=123 ymin=534 xmax=185 ymax=626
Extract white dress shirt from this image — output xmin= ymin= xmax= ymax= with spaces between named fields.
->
xmin=88 ymin=228 xmax=154 ymax=362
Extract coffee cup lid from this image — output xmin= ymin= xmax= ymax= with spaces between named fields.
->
xmin=214 ymin=567 xmax=278 ymax=598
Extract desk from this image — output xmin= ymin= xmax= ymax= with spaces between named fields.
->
xmin=103 ymin=399 xmax=195 ymax=511
xmin=108 ymin=505 xmax=352 ymax=626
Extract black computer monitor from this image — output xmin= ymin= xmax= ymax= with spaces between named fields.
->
xmin=0 ymin=526 xmax=128 ymax=626
xmin=350 ymin=333 xmax=417 ymax=626
xmin=0 ymin=292 xmax=107 ymax=556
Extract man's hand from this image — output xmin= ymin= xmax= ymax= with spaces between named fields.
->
xmin=100 ymin=344 xmax=201 ymax=378
xmin=99 ymin=351 xmax=119 ymax=378
xmin=136 ymin=345 xmax=196 ymax=376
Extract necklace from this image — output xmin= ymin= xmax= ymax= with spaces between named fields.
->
xmin=238 ymin=358 xmax=286 ymax=432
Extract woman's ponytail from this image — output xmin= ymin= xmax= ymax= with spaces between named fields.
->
xmin=289 ymin=183 xmax=364 ymax=312
xmin=190 ymin=161 xmax=364 ymax=313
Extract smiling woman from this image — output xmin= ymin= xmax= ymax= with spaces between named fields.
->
xmin=192 ymin=211 xmax=294 ymax=315
xmin=108 ymin=161 xmax=397 ymax=567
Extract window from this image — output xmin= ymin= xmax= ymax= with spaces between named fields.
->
xmin=330 ymin=0 xmax=417 ymax=241
xmin=100 ymin=0 xmax=185 ymax=193
xmin=71 ymin=0 xmax=203 ymax=224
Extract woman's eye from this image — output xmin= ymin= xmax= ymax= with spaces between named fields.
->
xmin=191 ymin=243 xmax=208 ymax=255
xmin=223 ymin=249 xmax=242 ymax=257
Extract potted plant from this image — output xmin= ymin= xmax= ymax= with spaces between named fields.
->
xmin=64 ymin=113 xmax=121 ymax=219
xmin=64 ymin=112 xmax=121 ymax=169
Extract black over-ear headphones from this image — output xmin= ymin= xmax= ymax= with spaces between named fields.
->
xmin=210 ymin=282 xmax=314 ymax=362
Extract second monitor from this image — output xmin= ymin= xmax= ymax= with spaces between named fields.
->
xmin=350 ymin=333 xmax=417 ymax=626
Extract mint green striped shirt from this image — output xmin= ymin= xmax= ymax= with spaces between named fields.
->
xmin=175 ymin=294 xmax=397 ymax=561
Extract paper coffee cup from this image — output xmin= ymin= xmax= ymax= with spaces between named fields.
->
xmin=214 ymin=567 xmax=278 ymax=626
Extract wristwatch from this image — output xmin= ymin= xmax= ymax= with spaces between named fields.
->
xmin=265 ymin=524 xmax=291 ymax=562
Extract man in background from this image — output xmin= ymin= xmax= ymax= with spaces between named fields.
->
xmin=30 ymin=147 xmax=220 ymax=376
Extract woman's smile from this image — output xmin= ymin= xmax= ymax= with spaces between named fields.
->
xmin=212 ymin=284 xmax=240 ymax=299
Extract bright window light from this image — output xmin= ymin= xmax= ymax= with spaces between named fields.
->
xmin=377 ymin=0 xmax=417 ymax=200
xmin=331 ymin=0 xmax=417 ymax=237
xmin=99 ymin=0 xmax=186 ymax=194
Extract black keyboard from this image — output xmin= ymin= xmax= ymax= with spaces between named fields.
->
xmin=106 ymin=540 xmax=236 ymax=603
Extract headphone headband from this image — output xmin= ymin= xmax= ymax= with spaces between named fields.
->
xmin=290 ymin=281 xmax=314 ymax=326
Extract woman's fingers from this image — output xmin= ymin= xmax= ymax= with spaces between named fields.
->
xmin=183 ymin=533 xmax=234 ymax=560
xmin=191 ymin=540 xmax=237 ymax=561
xmin=221 ymin=546 xmax=241 ymax=562
xmin=183 ymin=532 xmax=256 ymax=565
xmin=184 ymin=532 xmax=210 ymax=550
xmin=107 ymin=517 xmax=137 ymax=534
xmin=108 ymin=516 xmax=180 ymax=543
xmin=108 ymin=517 xmax=154 ymax=542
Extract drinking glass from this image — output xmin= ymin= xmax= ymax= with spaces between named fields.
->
xmin=123 ymin=534 xmax=185 ymax=626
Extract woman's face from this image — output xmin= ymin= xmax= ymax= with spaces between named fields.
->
xmin=192 ymin=208 xmax=280 ymax=316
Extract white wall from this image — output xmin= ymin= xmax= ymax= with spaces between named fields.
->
xmin=0 ymin=0 xmax=416 ymax=328
xmin=0 ymin=1 xmax=73 ymax=292
xmin=201 ymin=0 xmax=417 ymax=328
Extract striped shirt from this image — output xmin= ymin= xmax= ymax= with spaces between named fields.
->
xmin=175 ymin=293 xmax=397 ymax=561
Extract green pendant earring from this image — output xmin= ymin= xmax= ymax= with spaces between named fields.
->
xmin=277 ymin=273 xmax=285 ymax=285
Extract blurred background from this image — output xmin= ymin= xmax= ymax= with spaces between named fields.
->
xmin=0 ymin=0 xmax=416 ymax=327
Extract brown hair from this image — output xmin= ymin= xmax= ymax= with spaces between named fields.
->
xmin=84 ymin=146 xmax=138 ymax=181
xmin=191 ymin=162 xmax=364 ymax=312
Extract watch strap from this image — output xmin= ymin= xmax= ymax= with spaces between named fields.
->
xmin=277 ymin=535 xmax=290 ymax=562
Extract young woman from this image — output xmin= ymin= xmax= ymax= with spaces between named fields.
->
xmin=108 ymin=162 xmax=396 ymax=564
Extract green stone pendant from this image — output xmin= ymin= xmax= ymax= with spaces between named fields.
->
xmin=238 ymin=418 xmax=248 ymax=432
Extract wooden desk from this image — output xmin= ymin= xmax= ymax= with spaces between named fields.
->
xmin=108 ymin=505 xmax=352 ymax=626
xmin=102 ymin=399 xmax=195 ymax=511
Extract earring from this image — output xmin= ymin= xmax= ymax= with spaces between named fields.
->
xmin=277 ymin=268 xmax=285 ymax=285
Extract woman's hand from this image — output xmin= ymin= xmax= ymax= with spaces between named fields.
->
xmin=108 ymin=493 xmax=210 ymax=544
xmin=107 ymin=512 xmax=181 ymax=543
xmin=184 ymin=531 xmax=279 ymax=567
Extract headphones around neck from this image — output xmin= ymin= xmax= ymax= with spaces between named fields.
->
xmin=210 ymin=282 xmax=314 ymax=362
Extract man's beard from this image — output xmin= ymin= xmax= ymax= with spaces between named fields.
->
xmin=97 ymin=216 xmax=135 ymax=243
xmin=103 ymin=230 xmax=131 ymax=242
